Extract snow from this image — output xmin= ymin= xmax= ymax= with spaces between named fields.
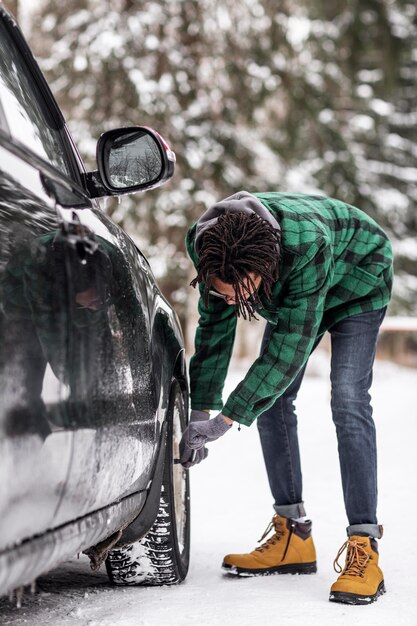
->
xmin=356 ymin=84 xmax=373 ymax=98
xmin=370 ymin=99 xmax=393 ymax=117
xmin=392 ymin=237 xmax=417 ymax=261
xmin=1 ymin=350 xmax=417 ymax=625
xmin=286 ymin=16 xmax=311 ymax=47
xmin=381 ymin=316 xmax=417 ymax=331
xmin=351 ymin=114 xmax=375 ymax=132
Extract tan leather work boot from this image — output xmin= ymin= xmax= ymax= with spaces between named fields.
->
xmin=222 ymin=513 xmax=317 ymax=576
xmin=329 ymin=536 xmax=386 ymax=605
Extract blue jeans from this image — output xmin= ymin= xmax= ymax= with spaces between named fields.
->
xmin=257 ymin=308 xmax=386 ymax=538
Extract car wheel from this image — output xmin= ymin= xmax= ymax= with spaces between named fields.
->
xmin=105 ymin=380 xmax=190 ymax=585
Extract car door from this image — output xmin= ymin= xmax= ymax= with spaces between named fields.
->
xmin=0 ymin=10 xmax=79 ymax=549
xmin=53 ymin=205 xmax=161 ymax=524
xmin=0 ymin=6 xmax=168 ymax=549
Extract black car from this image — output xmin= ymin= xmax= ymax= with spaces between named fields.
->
xmin=0 ymin=6 xmax=190 ymax=597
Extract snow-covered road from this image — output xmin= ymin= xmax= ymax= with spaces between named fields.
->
xmin=1 ymin=350 xmax=416 ymax=626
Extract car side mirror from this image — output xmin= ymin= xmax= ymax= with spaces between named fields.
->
xmin=86 ymin=126 xmax=175 ymax=198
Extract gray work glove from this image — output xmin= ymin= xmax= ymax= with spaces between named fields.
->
xmin=184 ymin=412 xmax=232 ymax=451
xmin=180 ymin=409 xmax=210 ymax=469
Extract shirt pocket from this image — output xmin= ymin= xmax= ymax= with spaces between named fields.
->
xmin=340 ymin=264 xmax=384 ymax=299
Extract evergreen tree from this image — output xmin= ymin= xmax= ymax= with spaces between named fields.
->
xmin=30 ymin=0 xmax=295 ymax=328
xmin=303 ymin=0 xmax=417 ymax=313
xmin=28 ymin=0 xmax=416 ymax=323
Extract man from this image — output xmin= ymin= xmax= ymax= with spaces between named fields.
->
xmin=179 ymin=191 xmax=393 ymax=605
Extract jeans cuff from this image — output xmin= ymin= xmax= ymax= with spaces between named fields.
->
xmin=274 ymin=502 xmax=306 ymax=518
xmin=347 ymin=523 xmax=383 ymax=539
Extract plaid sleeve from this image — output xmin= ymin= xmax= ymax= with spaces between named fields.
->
xmin=189 ymin=281 xmax=238 ymax=411
xmin=223 ymin=238 xmax=333 ymax=426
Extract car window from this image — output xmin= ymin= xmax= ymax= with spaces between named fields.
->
xmin=0 ymin=18 xmax=72 ymax=177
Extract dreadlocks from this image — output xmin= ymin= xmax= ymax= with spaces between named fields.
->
xmin=190 ymin=211 xmax=281 ymax=321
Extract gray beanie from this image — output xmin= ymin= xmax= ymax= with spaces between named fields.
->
xmin=194 ymin=191 xmax=280 ymax=254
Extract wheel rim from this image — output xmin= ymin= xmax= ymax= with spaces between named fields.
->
xmin=172 ymin=395 xmax=187 ymax=556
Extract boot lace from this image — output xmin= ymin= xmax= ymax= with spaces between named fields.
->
xmin=255 ymin=518 xmax=285 ymax=553
xmin=333 ymin=539 xmax=370 ymax=577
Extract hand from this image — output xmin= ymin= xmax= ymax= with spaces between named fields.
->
xmin=179 ymin=441 xmax=209 ymax=469
xmin=180 ymin=410 xmax=210 ymax=469
xmin=185 ymin=413 xmax=232 ymax=451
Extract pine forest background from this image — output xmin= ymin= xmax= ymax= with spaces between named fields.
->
xmin=5 ymin=0 xmax=417 ymax=356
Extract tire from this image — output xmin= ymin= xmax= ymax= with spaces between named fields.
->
xmin=105 ymin=380 xmax=190 ymax=585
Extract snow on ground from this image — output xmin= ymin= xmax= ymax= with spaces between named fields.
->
xmin=1 ymin=350 xmax=417 ymax=626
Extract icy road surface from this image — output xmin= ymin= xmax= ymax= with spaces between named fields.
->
xmin=1 ymin=350 xmax=417 ymax=626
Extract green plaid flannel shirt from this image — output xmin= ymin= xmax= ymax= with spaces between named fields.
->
xmin=186 ymin=192 xmax=393 ymax=426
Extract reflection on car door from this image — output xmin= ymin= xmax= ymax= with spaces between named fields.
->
xmin=0 ymin=7 xmax=83 ymax=549
xmin=0 ymin=148 xmax=75 ymax=549
xmin=53 ymin=206 xmax=161 ymax=525
xmin=0 ymin=5 xmax=166 ymax=543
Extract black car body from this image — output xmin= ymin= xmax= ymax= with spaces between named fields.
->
xmin=0 ymin=7 xmax=189 ymax=596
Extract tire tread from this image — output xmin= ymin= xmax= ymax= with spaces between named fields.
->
xmin=106 ymin=382 xmax=189 ymax=586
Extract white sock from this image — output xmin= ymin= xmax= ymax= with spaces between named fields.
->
xmin=292 ymin=516 xmax=307 ymax=523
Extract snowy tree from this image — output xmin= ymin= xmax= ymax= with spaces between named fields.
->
xmin=29 ymin=0 xmax=295 ymax=329
xmin=28 ymin=0 xmax=417 ymax=327
xmin=301 ymin=0 xmax=417 ymax=313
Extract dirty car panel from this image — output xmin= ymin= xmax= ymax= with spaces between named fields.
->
xmin=0 ymin=6 xmax=187 ymax=597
